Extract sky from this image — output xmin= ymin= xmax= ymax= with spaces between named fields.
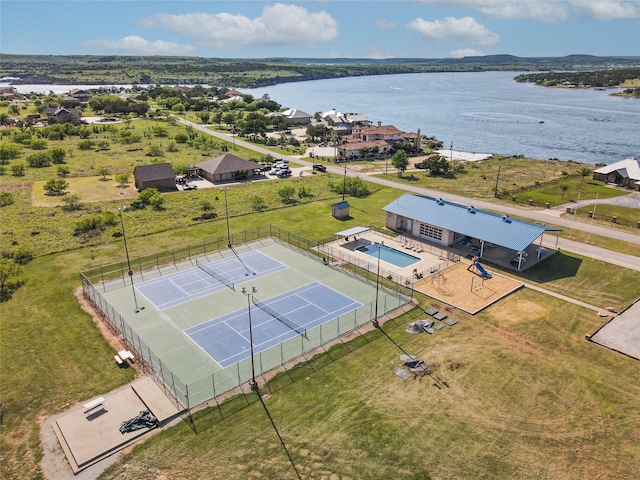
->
xmin=1 ymin=1 xmax=639 ymax=59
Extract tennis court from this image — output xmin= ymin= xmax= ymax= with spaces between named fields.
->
xmin=185 ymin=281 xmax=362 ymax=367
xmin=136 ymin=250 xmax=286 ymax=309
xmin=84 ymin=236 xmax=411 ymax=407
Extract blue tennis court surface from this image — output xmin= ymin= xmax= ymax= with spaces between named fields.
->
xmin=184 ymin=282 xmax=362 ymax=368
xmin=135 ymin=251 xmax=286 ymax=310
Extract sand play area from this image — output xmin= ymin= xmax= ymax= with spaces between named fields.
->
xmin=414 ymin=262 xmax=523 ymax=314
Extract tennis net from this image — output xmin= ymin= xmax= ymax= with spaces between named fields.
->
xmin=252 ymin=298 xmax=306 ymax=336
xmin=196 ymin=259 xmax=235 ymax=291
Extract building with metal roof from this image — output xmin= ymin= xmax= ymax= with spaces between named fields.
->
xmin=383 ymin=194 xmax=559 ymax=269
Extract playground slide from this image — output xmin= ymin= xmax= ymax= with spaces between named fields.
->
xmin=474 ymin=260 xmax=492 ymax=279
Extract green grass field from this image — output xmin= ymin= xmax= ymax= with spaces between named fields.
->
xmin=2 ymin=117 xmax=640 ymax=479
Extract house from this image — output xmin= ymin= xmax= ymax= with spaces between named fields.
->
xmin=68 ymin=89 xmax=91 ymax=102
xmin=280 ymin=108 xmax=312 ymax=125
xmin=133 ymin=163 xmax=177 ymax=191
xmin=0 ymin=86 xmax=17 ymax=99
xmin=337 ymin=139 xmax=392 ymax=161
xmin=47 ymin=107 xmax=81 ymax=125
xmin=194 ymin=154 xmax=260 ymax=183
xmin=592 ymin=158 xmax=640 ymax=190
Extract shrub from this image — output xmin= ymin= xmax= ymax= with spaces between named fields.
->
xmin=57 ymin=165 xmax=71 ymax=177
xmin=61 ymin=194 xmax=82 ymax=210
xmin=77 ymin=139 xmax=95 ymax=150
xmin=43 ymin=178 xmax=68 ymax=195
xmin=11 ymin=163 xmax=25 ymax=176
xmin=250 ymin=196 xmax=267 ymax=211
xmin=30 ymin=139 xmax=48 ymax=150
xmin=0 ymin=143 xmax=22 ymax=162
xmin=26 ymin=152 xmax=52 ymax=168
xmin=0 ymin=191 xmax=15 ymax=207
xmin=49 ymin=148 xmax=66 ymax=164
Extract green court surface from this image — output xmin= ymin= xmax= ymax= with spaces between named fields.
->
xmin=84 ymin=238 xmax=409 ymax=407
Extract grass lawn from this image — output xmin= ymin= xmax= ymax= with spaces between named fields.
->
xmin=97 ymin=289 xmax=640 ymax=480
xmin=32 ymin=175 xmax=138 ymax=206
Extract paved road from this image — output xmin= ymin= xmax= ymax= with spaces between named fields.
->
xmin=183 ymin=119 xmax=640 ymax=271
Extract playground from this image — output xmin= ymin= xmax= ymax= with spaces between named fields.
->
xmin=413 ymin=261 xmax=523 ymax=314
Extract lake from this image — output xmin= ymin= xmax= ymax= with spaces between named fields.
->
xmin=246 ymin=71 xmax=640 ymax=165
xmin=5 ymin=72 xmax=639 ymax=165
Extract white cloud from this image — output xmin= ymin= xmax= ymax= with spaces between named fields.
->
xmin=375 ymin=19 xmax=396 ymax=29
xmin=138 ymin=3 xmax=338 ymax=50
xmin=570 ymin=0 xmax=640 ymax=20
xmin=420 ymin=1 xmax=640 ymax=23
xmin=407 ymin=16 xmax=500 ymax=46
xmin=450 ymin=48 xmax=486 ymax=58
xmin=80 ymin=36 xmax=195 ymax=55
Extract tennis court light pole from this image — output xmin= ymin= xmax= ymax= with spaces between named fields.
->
xmin=241 ymin=286 xmax=259 ymax=391
xmin=221 ymin=186 xmax=231 ymax=248
xmin=117 ymin=206 xmax=141 ymax=313
xmin=373 ymin=242 xmax=381 ymax=329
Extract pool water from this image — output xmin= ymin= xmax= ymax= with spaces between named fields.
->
xmin=357 ymin=243 xmax=420 ymax=268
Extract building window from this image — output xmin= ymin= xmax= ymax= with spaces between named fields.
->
xmin=419 ymin=223 xmax=442 ymax=240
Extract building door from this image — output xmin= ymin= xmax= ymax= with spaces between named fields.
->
xmin=406 ymin=219 xmax=413 ymax=233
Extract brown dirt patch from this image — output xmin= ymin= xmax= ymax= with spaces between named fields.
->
xmin=414 ymin=262 xmax=523 ymax=313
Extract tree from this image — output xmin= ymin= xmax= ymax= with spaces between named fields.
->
xmin=61 ymin=193 xmax=82 ymax=210
xmin=147 ymin=145 xmax=164 ymax=157
xmin=250 ymin=196 xmax=267 ymax=211
xmin=0 ymin=258 xmax=22 ymax=292
xmin=115 ymin=173 xmax=131 ymax=186
xmin=0 ymin=144 xmax=22 ymax=163
xmin=199 ymin=111 xmax=210 ymax=124
xmin=26 ymin=152 xmax=52 ymax=168
xmin=560 ymin=184 xmax=569 ymax=199
xmin=49 ymin=147 xmax=66 ymax=164
xmin=97 ymin=167 xmax=111 ymax=180
xmin=138 ymin=188 xmax=165 ymax=209
xmin=579 ymin=167 xmax=591 ymax=182
xmin=278 ymin=185 xmax=296 ymax=203
xmin=420 ymin=155 xmax=450 ymax=177
xmin=57 ymin=165 xmax=71 ymax=177
xmin=391 ymin=150 xmax=408 ymax=177
xmin=43 ymin=178 xmax=68 ymax=195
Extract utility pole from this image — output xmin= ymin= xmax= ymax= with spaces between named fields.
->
xmin=494 ymin=165 xmax=501 ymax=198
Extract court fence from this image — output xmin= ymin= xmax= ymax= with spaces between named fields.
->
xmin=81 ymin=225 xmax=414 ymax=417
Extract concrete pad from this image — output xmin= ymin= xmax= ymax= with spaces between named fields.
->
xmin=590 ymin=299 xmax=640 ymax=360
xmin=52 ymin=376 xmax=185 ymax=474
xmin=131 ymin=377 xmax=182 ymax=422
xmin=55 ymin=388 xmax=149 ymax=471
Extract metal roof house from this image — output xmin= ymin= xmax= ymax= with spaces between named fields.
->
xmin=592 ymin=158 xmax=640 ymax=190
xmin=383 ymin=195 xmax=557 ymax=267
xmin=332 ymin=200 xmax=350 ymax=219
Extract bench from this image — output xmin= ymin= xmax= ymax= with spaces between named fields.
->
xmin=84 ymin=403 xmax=107 ymax=416
xmin=118 ymin=350 xmax=135 ymax=363
xmin=83 ymin=397 xmax=106 ymax=415
xmin=114 ymin=355 xmax=123 ymax=365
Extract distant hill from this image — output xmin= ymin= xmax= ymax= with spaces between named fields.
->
xmin=1 ymin=54 xmax=638 ymax=88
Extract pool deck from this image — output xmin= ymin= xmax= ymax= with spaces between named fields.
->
xmin=319 ymin=230 xmax=457 ymax=283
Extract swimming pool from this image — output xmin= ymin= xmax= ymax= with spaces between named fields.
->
xmin=356 ymin=243 xmax=420 ymax=268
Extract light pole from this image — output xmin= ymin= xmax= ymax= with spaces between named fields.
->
xmin=373 ymin=242 xmax=382 ymax=329
xmin=117 ymin=206 xmax=141 ymax=313
xmin=241 ymin=286 xmax=259 ymax=391
xmin=221 ymin=186 xmax=231 ymax=248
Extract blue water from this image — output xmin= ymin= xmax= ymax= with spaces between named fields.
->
xmin=245 ymin=71 xmax=640 ymax=165
xmin=357 ymin=243 xmax=420 ymax=268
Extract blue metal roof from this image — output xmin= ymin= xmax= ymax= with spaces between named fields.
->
xmin=383 ymin=194 xmax=547 ymax=252
xmin=332 ymin=201 xmax=350 ymax=208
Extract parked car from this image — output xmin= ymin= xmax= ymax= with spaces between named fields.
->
xmin=277 ymin=169 xmax=292 ymax=178
xmin=312 ymin=164 xmax=327 ymax=172
xmin=183 ymin=183 xmax=197 ymax=190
